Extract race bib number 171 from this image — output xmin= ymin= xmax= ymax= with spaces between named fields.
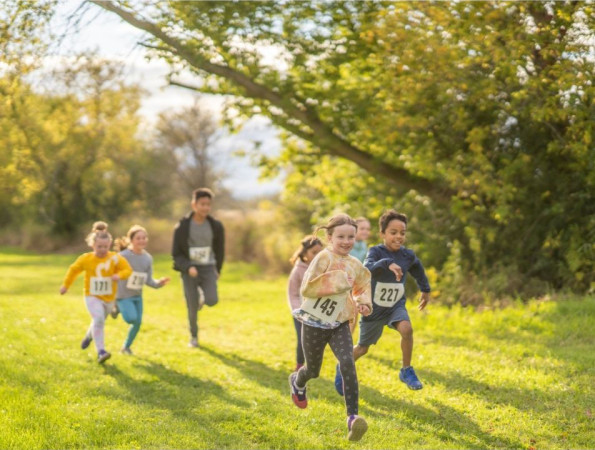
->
xmin=301 ymin=292 xmax=347 ymax=324
xmin=373 ymin=282 xmax=404 ymax=307
xmin=90 ymin=276 xmax=112 ymax=296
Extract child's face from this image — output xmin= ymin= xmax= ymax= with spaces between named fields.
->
xmin=304 ymin=243 xmax=323 ymax=263
xmin=93 ymin=238 xmax=111 ymax=258
xmin=328 ymin=224 xmax=356 ymax=257
xmin=355 ymin=221 xmax=371 ymax=241
xmin=131 ymin=230 xmax=148 ymax=251
xmin=381 ymin=219 xmax=406 ymax=252
xmin=192 ymin=196 xmax=212 ymax=218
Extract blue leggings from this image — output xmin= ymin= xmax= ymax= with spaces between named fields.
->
xmin=117 ymin=296 xmax=143 ymax=349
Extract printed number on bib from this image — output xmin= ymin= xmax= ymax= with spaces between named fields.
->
xmin=190 ymin=246 xmax=211 ymax=264
xmin=126 ymin=272 xmax=147 ymax=290
xmin=301 ymin=292 xmax=347 ymax=324
xmin=373 ymin=282 xmax=404 ymax=307
xmin=90 ymin=277 xmax=112 ymax=296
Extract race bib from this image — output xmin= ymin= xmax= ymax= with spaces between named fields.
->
xmin=126 ymin=271 xmax=148 ymax=290
xmin=90 ymin=276 xmax=113 ymax=296
xmin=301 ymin=292 xmax=348 ymax=324
xmin=373 ymin=282 xmax=405 ymax=307
xmin=190 ymin=246 xmax=211 ymax=264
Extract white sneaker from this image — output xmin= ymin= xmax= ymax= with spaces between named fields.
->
xmin=188 ymin=338 xmax=199 ymax=348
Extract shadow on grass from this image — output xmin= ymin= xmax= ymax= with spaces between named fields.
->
xmin=200 ymin=345 xmax=519 ymax=449
xmin=98 ymin=360 xmax=251 ymax=446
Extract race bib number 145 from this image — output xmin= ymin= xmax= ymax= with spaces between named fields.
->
xmin=373 ymin=282 xmax=404 ymax=307
xmin=301 ymin=292 xmax=347 ymax=324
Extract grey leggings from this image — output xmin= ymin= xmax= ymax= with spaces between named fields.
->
xmin=296 ymin=321 xmax=359 ymax=416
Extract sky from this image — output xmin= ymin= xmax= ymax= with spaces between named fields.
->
xmin=48 ymin=0 xmax=283 ymax=200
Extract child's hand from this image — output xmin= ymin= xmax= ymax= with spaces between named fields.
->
xmin=159 ymin=277 xmax=171 ymax=287
xmin=111 ymin=274 xmax=120 ymax=281
xmin=59 ymin=286 xmax=67 ymax=295
xmin=358 ymin=304 xmax=371 ymax=316
xmin=189 ymin=267 xmax=198 ymax=278
xmin=389 ymin=263 xmax=403 ymax=281
xmin=418 ymin=292 xmax=430 ymax=310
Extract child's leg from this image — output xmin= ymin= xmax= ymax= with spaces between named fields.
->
xmin=293 ymin=318 xmax=305 ymax=367
xmin=198 ymin=266 xmax=219 ymax=307
xmin=181 ymin=273 xmax=200 ymax=339
xmin=329 ymin=321 xmax=358 ymax=416
xmin=394 ymin=320 xmax=413 ymax=367
xmin=119 ymin=296 xmax=142 ymax=349
xmin=84 ymin=296 xmax=110 ymax=352
xmin=296 ymin=324 xmax=331 ymax=387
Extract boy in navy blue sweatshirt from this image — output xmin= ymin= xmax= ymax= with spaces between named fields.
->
xmin=335 ymin=210 xmax=430 ymax=394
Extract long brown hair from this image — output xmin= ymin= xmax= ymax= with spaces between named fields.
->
xmin=114 ymin=224 xmax=147 ymax=251
xmin=289 ymin=235 xmax=322 ymax=265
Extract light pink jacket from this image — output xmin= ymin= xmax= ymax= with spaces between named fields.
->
xmin=287 ymin=259 xmax=309 ymax=312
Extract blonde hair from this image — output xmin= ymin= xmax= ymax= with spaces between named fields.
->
xmin=85 ymin=221 xmax=112 ymax=247
xmin=115 ymin=224 xmax=147 ymax=251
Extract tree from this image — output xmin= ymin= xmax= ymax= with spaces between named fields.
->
xmin=87 ymin=1 xmax=594 ymax=296
xmin=154 ymin=101 xmax=235 ymax=206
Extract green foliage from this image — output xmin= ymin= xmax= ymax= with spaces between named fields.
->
xmin=0 ymin=249 xmax=594 ymax=449
xmin=91 ymin=1 xmax=594 ymax=299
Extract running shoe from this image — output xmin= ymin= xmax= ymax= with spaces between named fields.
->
xmin=399 ymin=366 xmax=423 ymax=390
xmin=334 ymin=363 xmax=344 ymax=396
xmin=288 ymin=372 xmax=307 ymax=409
xmin=347 ymin=415 xmax=368 ymax=441
xmin=81 ymin=336 xmax=92 ymax=350
xmin=97 ymin=350 xmax=111 ymax=364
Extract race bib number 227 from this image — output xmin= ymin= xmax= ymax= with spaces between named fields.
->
xmin=373 ymin=282 xmax=404 ymax=307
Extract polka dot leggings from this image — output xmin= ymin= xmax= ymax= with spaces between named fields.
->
xmin=296 ymin=321 xmax=359 ymax=416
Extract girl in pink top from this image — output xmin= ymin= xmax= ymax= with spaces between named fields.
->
xmin=287 ymin=236 xmax=323 ymax=371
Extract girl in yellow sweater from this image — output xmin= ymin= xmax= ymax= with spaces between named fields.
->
xmin=59 ymin=222 xmax=132 ymax=363
xmin=289 ymin=214 xmax=372 ymax=441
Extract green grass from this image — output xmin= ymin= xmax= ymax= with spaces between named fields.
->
xmin=0 ymin=248 xmax=593 ymax=449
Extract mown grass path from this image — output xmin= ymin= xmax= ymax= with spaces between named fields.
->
xmin=0 ymin=249 xmax=593 ymax=449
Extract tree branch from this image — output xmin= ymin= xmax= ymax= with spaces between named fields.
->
xmin=90 ymin=0 xmax=454 ymax=201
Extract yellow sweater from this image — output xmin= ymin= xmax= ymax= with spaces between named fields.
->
xmin=62 ymin=252 xmax=132 ymax=302
xmin=297 ymin=248 xmax=372 ymax=327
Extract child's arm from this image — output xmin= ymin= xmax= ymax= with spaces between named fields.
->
xmin=409 ymin=255 xmax=431 ymax=310
xmin=60 ymin=255 xmax=85 ymax=294
xmin=145 ymin=255 xmax=170 ymax=289
xmin=300 ymin=253 xmax=351 ymax=299
xmin=112 ymin=255 xmax=133 ymax=281
xmin=287 ymin=267 xmax=303 ymax=311
xmin=172 ymin=224 xmax=194 ymax=274
xmin=352 ymin=264 xmax=373 ymax=316
xmin=365 ymin=247 xmax=402 ymax=280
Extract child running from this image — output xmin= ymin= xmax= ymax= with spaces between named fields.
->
xmin=114 ymin=225 xmax=170 ymax=355
xmin=59 ymin=222 xmax=132 ymax=363
xmin=287 ymin=235 xmax=323 ymax=371
xmin=336 ymin=210 xmax=430 ymax=392
xmin=350 ymin=217 xmax=371 ymax=263
xmin=172 ymin=188 xmax=225 ymax=348
xmin=289 ymin=214 xmax=372 ymax=442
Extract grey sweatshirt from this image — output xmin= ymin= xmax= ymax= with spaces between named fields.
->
xmin=116 ymin=249 xmax=162 ymax=299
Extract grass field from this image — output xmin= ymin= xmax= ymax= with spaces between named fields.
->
xmin=0 ymin=248 xmax=593 ymax=449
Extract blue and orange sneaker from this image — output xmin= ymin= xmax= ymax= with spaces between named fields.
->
xmin=288 ymin=372 xmax=307 ymax=409
xmin=334 ymin=363 xmax=344 ymax=396
xmin=347 ymin=415 xmax=368 ymax=441
xmin=399 ymin=366 xmax=423 ymax=390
